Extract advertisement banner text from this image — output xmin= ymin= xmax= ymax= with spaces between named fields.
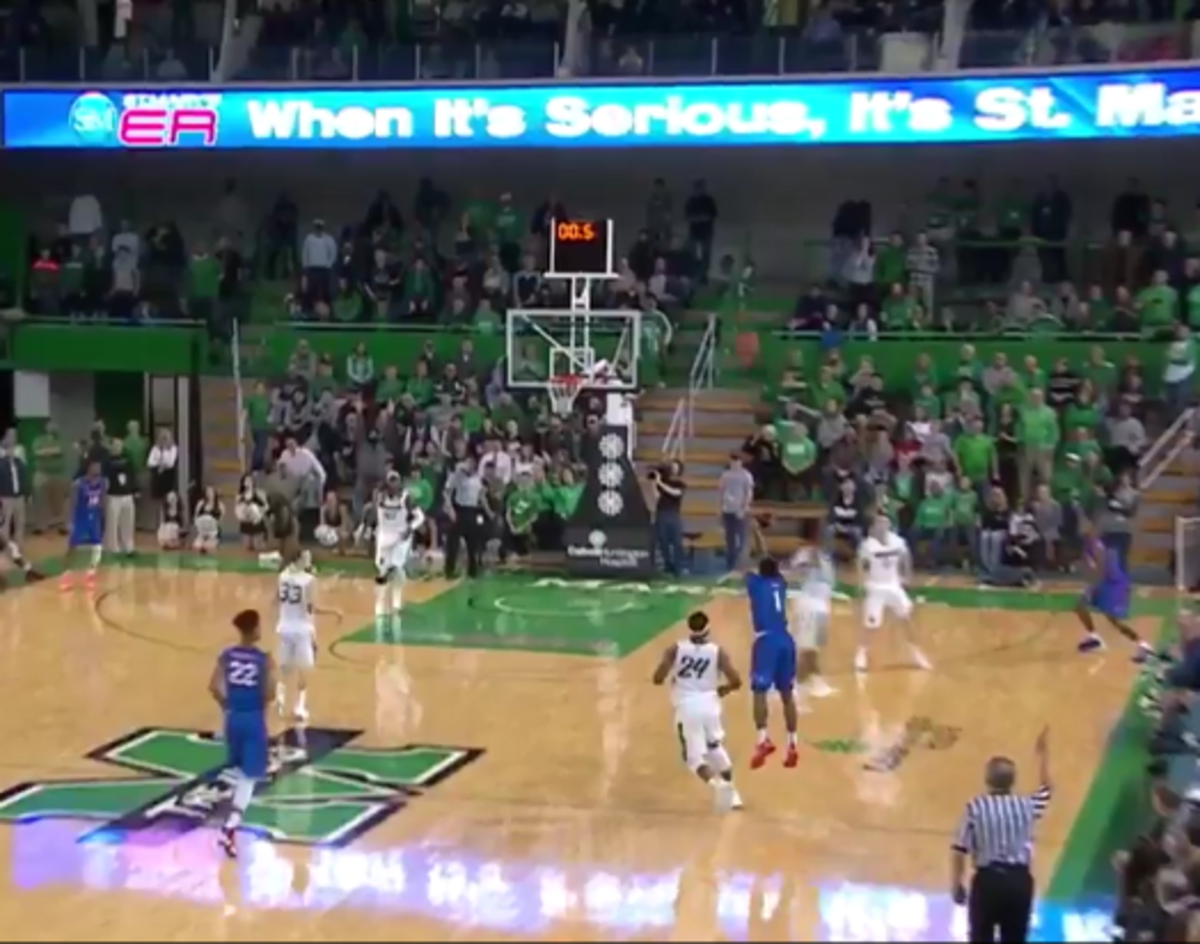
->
xmin=5 ymin=69 xmax=1200 ymax=149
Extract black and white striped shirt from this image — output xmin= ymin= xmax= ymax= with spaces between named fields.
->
xmin=445 ymin=468 xmax=484 ymax=508
xmin=953 ymin=785 xmax=1052 ymax=868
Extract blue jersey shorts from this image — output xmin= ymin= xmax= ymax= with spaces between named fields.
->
xmin=69 ymin=516 xmax=103 ymax=548
xmin=1084 ymin=581 xmax=1130 ymax=621
xmin=224 ymin=711 xmax=269 ymax=781
xmin=750 ymin=632 xmax=797 ymax=693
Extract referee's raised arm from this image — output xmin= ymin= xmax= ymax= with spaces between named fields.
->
xmin=951 ymin=726 xmax=1050 ymax=944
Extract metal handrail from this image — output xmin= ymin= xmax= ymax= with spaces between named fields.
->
xmin=661 ymin=312 xmax=718 ymax=460
xmin=662 ymin=396 xmax=687 ymax=461
xmin=7 ymin=24 xmax=1189 ymax=83
xmin=231 ymin=318 xmax=247 ymax=472
xmin=691 ymin=310 xmax=718 ymax=397
xmin=1139 ymin=406 xmax=1196 ymax=490
xmin=1140 ymin=428 xmax=1194 ymax=493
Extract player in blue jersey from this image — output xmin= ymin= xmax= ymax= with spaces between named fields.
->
xmin=746 ymin=557 xmax=800 ymax=770
xmin=60 ymin=461 xmax=105 ymax=591
xmin=1076 ymin=519 xmax=1152 ymax=661
xmin=209 ymin=608 xmax=276 ymax=859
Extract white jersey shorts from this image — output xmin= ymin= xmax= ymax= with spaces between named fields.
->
xmin=277 ymin=625 xmax=316 ymax=670
xmin=862 ymin=584 xmax=914 ymax=630
xmin=375 ymin=537 xmax=412 ymax=577
xmin=794 ymin=596 xmax=831 ymax=650
xmin=674 ymin=697 xmax=724 ymax=771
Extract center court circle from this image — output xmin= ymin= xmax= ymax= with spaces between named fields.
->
xmin=490 ymin=593 xmax=638 ymax=619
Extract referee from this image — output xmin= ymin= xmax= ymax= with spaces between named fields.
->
xmin=443 ymin=456 xmax=488 ymax=579
xmin=952 ymin=726 xmax=1051 ymax=943
xmin=103 ymin=438 xmax=138 ymax=557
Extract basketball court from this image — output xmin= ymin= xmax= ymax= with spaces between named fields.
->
xmin=0 ymin=549 xmax=1156 ymax=941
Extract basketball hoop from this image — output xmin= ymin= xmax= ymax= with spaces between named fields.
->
xmin=548 ymin=374 xmax=584 ymax=416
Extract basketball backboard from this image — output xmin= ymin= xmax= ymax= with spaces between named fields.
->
xmin=505 ymin=309 xmax=641 ymax=393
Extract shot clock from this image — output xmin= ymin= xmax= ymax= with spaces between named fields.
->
xmin=547 ymin=218 xmax=615 ymax=278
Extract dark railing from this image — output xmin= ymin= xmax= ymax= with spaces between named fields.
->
xmin=0 ymin=21 xmax=1189 ymax=83
xmin=771 ymin=328 xmax=1153 ymax=339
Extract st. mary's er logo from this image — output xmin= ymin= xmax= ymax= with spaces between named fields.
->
xmin=0 ymin=727 xmax=483 ymax=846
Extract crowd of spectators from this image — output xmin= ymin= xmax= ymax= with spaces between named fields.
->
xmin=1101 ymin=766 xmax=1200 ymax=939
xmin=960 ymin=0 xmax=1191 ymax=69
xmin=268 ymin=183 xmax=694 ymax=333
xmin=25 ymin=178 xmax=693 ymax=350
xmin=1109 ymin=611 xmax=1200 ymax=941
xmin=728 ymin=177 xmax=1200 ymax=585
xmin=1 ymin=0 xmax=1192 ymax=86
xmin=1 ymin=340 xmax=608 ymax=566
xmin=236 ymin=335 xmax=604 ymax=566
xmin=244 ymin=0 xmax=572 ymax=81
xmin=18 ymin=173 xmax=721 ymax=565
xmin=24 ymin=181 xmax=254 ymax=328
xmin=0 ymin=419 xmax=181 ymax=554
xmin=746 ymin=341 xmax=1152 ymax=584
xmin=21 ymin=168 xmax=1200 ymax=589
xmin=793 ymin=177 xmax=1200 ymax=340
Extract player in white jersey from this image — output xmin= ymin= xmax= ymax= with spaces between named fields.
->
xmin=275 ymin=546 xmax=316 ymax=722
xmin=855 ymin=515 xmax=932 ymax=673
xmin=788 ymin=547 xmax=838 ymax=709
xmin=374 ymin=470 xmax=426 ymax=629
xmin=0 ymin=530 xmax=44 ymax=589
xmin=652 ymin=611 xmax=744 ymax=811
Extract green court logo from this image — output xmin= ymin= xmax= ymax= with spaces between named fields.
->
xmin=810 ymin=716 xmax=960 ymax=771
xmin=0 ymin=727 xmax=483 ymax=846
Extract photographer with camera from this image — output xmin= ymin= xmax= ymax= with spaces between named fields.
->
xmin=650 ymin=460 xmax=686 ymax=577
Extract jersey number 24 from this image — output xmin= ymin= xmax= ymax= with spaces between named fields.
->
xmin=677 ymin=656 xmax=711 ymax=680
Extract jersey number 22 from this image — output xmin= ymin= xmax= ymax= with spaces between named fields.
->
xmin=228 ymin=659 xmax=259 ymax=687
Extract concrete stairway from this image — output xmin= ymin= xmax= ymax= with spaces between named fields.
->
xmin=1134 ymin=446 xmax=1199 ymax=572
xmin=638 ymin=386 xmax=759 ymax=535
xmin=664 ymin=306 xmax=782 ymax=386
xmin=200 ymin=376 xmax=246 ymax=502
xmin=663 ymin=309 xmax=720 ymax=382
xmin=199 ymin=326 xmax=266 ymax=502
xmin=636 ymin=386 xmax=819 ymax=551
xmin=638 ymin=385 xmax=758 ymax=455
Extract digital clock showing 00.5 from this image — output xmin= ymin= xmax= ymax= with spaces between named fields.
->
xmin=548 ymin=218 xmax=614 ymax=277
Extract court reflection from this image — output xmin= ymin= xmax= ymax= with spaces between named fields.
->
xmin=12 ymin=819 xmax=1112 ymax=940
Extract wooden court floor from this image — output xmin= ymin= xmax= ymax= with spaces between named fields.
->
xmin=0 ymin=554 xmax=1150 ymax=941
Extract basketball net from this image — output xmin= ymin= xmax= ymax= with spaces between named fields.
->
xmin=549 ymin=375 xmax=584 ymax=416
